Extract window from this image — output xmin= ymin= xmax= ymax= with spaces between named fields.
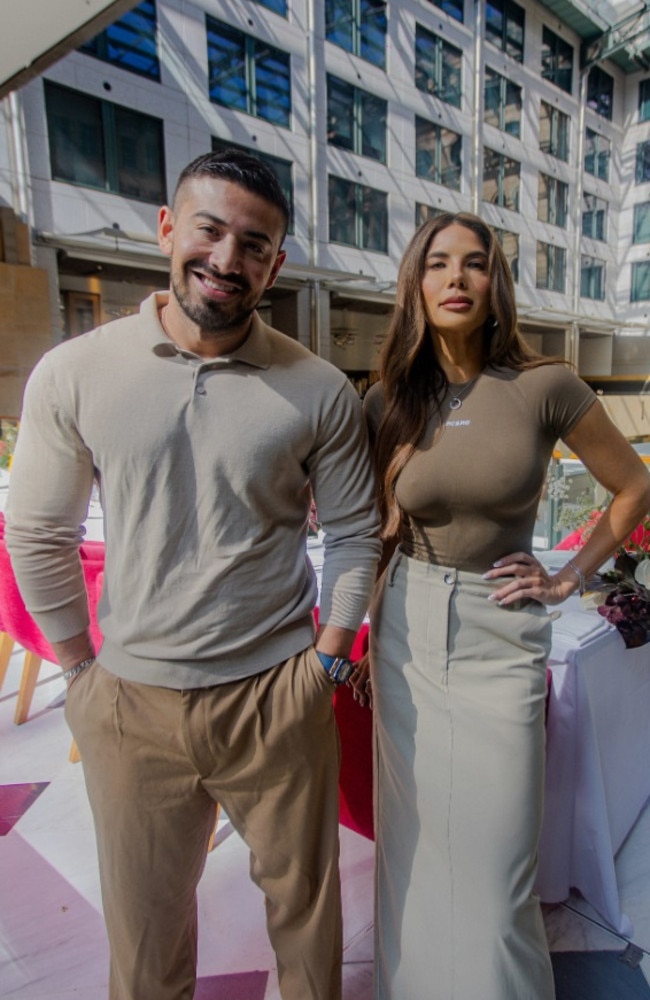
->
xmin=587 ymin=66 xmax=614 ymax=120
xmin=328 ymin=175 xmax=388 ymax=252
xmin=325 ymin=0 xmax=387 ymax=68
xmin=640 ymin=79 xmax=650 ymax=122
xmin=584 ymin=128 xmax=610 ymax=181
xmin=536 ymin=242 xmax=566 ymax=292
xmin=211 ymin=137 xmax=294 ymax=233
xmin=415 ymin=203 xmax=445 ymax=227
xmin=582 ymin=193 xmax=607 ymax=241
xmin=492 ymin=227 xmax=519 ymax=281
xmin=541 ymin=27 xmax=573 ymax=94
xmin=485 ymin=0 xmax=524 ymax=62
xmin=251 ymin=0 xmax=287 ymax=13
xmin=415 ymin=25 xmax=462 ymax=109
xmin=206 ymin=17 xmax=291 ymax=127
xmin=631 ymin=261 xmax=650 ymax=302
xmin=539 ymin=101 xmax=569 ymax=161
xmin=581 ymin=256 xmax=605 ymax=300
xmin=482 ymin=148 xmax=520 ymax=211
xmin=484 ymin=69 xmax=521 ymax=137
xmin=415 ymin=116 xmax=462 ymax=190
xmin=426 ymin=0 xmax=463 ymax=23
xmin=633 ymin=202 xmax=650 ymax=244
xmin=44 ymin=81 xmax=165 ymax=203
xmin=538 ymin=174 xmax=568 ymax=228
xmin=80 ymin=0 xmax=159 ymax=80
xmin=327 ymin=75 xmax=387 ymax=162
xmin=636 ymin=141 xmax=650 ymax=185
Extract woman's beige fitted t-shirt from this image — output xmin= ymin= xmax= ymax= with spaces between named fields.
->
xmin=364 ymin=364 xmax=596 ymax=573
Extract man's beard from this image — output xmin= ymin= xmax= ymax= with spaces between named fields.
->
xmin=171 ymin=265 xmax=258 ymax=334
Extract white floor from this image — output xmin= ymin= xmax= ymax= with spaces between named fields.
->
xmin=1 ymin=645 xmax=649 ymax=999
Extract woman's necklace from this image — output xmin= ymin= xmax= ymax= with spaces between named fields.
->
xmin=448 ymin=371 xmax=481 ymax=410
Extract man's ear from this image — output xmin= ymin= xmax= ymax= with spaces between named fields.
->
xmin=158 ymin=205 xmax=174 ymax=257
xmin=266 ymin=249 xmax=287 ymax=290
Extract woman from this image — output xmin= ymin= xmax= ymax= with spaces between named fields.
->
xmin=360 ymin=213 xmax=650 ymax=1000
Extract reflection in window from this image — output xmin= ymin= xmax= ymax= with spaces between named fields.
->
xmin=538 ymin=173 xmax=568 ymax=228
xmin=44 ymin=81 xmax=165 ymax=203
xmin=426 ymin=0 xmax=464 ymax=23
xmin=328 ymin=175 xmax=388 ymax=252
xmin=327 ymin=75 xmax=387 ymax=162
xmin=80 ymin=0 xmax=159 ymax=80
xmin=211 ymin=137 xmax=294 ymax=233
xmin=482 ymin=148 xmax=520 ymax=211
xmin=536 ymin=242 xmax=566 ymax=292
xmin=541 ymin=26 xmax=573 ymax=94
xmin=415 ymin=203 xmax=445 ymax=228
xmin=539 ymin=101 xmax=569 ymax=161
xmin=415 ymin=24 xmax=462 ymax=108
xmin=581 ymin=256 xmax=606 ymax=300
xmin=584 ymin=128 xmax=610 ymax=181
xmin=587 ymin=66 xmax=614 ymax=121
xmin=631 ymin=261 xmax=650 ymax=301
xmin=492 ymin=227 xmax=519 ymax=282
xmin=582 ymin=193 xmax=607 ymax=241
xmin=636 ymin=141 xmax=650 ymax=184
xmin=415 ymin=116 xmax=462 ymax=190
xmin=251 ymin=0 xmax=287 ymax=13
xmin=633 ymin=202 xmax=650 ymax=244
xmin=485 ymin=0 xmax=524 ymax=62
xmin=640 ymin=79 xmax=650 ymax=123
xmin=207 ymin=18 xmax=291 ymax=126
xmin=325 ymin=0 xmax=387 ymax=68
xmin=484 ymin=68 xmax=521 ymax=137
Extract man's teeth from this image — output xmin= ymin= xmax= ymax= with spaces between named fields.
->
xmin=202 ymin=275 xmax=234 ymax=292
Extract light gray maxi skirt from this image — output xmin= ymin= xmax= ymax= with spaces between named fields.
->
xmin=370 ymin=550 xmax=556 ymax=1000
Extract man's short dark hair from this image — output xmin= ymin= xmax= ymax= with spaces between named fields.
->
xmin=173 ymin=149 xmax=290 ymax=240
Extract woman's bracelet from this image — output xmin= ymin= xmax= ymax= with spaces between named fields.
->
xmin=62 ymin=657 xmax=95 ymax=683
xmin=566 ymin=558 xmax=586 ymax=596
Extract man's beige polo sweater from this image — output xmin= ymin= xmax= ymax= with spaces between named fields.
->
xmin=6 ymin=292 xmax=381 ymax=688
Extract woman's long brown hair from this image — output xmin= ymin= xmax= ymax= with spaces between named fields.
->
xmin=375 ymin=212 xmax=558 ymax=539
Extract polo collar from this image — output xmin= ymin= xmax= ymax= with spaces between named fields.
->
xmin=146 ymin=291 xmax=271 ymax=369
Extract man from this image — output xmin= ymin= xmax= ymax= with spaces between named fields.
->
xmin=6 ymin=150 xmax=381 ymax=1000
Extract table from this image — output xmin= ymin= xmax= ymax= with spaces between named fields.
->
xmin=536 ymin=613 xmax=650 ymax=935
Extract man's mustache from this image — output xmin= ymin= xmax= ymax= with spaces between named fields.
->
xmin=186 ymin=261 xmax=249 ymax=293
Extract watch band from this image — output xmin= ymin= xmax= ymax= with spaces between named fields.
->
xmin=315 ymin=650 xmax=355 ymax=685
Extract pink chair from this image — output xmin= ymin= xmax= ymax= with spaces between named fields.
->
xmin=0 ymin=512 xmax=105 ymax=726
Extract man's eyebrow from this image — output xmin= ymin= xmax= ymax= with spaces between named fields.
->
xmin=191 ymin=211 xmax=273 ymax=245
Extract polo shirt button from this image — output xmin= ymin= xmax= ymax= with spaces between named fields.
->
xmin=196 ymin=385 xmax=207 ymax=396
xmin=443 ymin=572 xmax=454 ymax=585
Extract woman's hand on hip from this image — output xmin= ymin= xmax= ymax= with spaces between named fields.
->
xmin=483 ymin=552 xmax=576 ymax=607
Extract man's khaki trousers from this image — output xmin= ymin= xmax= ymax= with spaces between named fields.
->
xmin=65 ymin=648 xmax=343 ymax=1000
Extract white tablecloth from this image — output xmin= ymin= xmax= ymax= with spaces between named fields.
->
xmin=536 ymin=608 xmax=650 ymax=935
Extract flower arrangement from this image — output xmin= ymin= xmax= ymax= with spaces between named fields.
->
xmin=595 ymin=514 xmax=650 ymax=649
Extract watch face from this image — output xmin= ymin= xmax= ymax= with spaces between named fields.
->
xmin=333 ymin=659 xmax=354 ymax=684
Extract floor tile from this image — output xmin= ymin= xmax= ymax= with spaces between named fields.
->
xmin=0 ymin=782 xmax=49 ymax=835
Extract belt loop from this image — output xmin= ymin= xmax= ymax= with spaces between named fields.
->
xmin=388 ymin=549 xmax=402 ymax=587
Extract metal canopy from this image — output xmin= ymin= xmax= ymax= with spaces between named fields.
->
xmin=0 ymin=0 xmax=139 ymax=100
xmin=537 ymin=0 xmax=650 ymax=72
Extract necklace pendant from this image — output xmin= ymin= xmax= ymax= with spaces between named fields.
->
xmin=449 ymin=397 xmax=462 ymax=410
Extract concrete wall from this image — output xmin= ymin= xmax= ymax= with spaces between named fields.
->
xmin=0 ymin=209 xmax=52 ymax=417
